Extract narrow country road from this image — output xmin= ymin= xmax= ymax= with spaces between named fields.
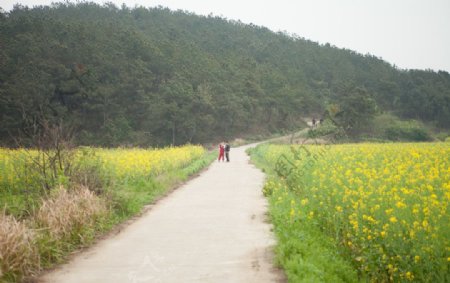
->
xmin=40 ymin=144 xmax=284 ymax=283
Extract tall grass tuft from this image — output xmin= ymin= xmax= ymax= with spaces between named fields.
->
xmin=35 ymin=186 xmax=108 ymax=238
xmin=34 ymin=186 xmax=109 ymax=265
xmin=0 ymin=212 xmax=39 ymax=282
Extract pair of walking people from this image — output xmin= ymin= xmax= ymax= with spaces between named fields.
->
xmin=218 ymin=141 xmax=230 ymax=162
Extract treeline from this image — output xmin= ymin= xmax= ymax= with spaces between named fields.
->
xmin=1 ymin=2 xmax=449 ymax=146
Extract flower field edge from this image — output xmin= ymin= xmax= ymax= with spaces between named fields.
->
xmin=251 ymin=142 xmax=450 ymax=282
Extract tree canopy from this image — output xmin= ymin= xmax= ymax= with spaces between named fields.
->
xmin=1 ymin=2 xmax=449 ymax=146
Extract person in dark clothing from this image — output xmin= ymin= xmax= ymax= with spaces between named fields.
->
xmin=224 ymin=141 xmax=230 ymax=162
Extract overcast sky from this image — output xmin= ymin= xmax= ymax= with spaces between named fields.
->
xmin=2 ymin=0 xmax=449 ymax=72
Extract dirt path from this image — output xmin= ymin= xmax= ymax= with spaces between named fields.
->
xmin=40 ymin=143 xmax=284 ymax=283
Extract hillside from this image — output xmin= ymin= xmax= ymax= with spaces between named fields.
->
xmin=1 ymin=2 xmax=449 ymax=146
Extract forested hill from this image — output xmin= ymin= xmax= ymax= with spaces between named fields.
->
xmin=1 ymin=2 xmax=449 ymax=146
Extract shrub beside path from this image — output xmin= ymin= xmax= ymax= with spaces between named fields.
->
xmin=40 ymin=144 xmax=284 ymax=283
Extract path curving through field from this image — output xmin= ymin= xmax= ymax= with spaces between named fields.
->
xmin=40 ymin=143 xmax=284 ymax=283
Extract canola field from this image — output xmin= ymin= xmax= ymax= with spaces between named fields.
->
xmin=94 ymin=146 xmax=205 ymax=178
xmin=0 ymin=145 xmax=204 ymax=186
xmin=0 ymin=145 xmax=205 ymax=214
xmin=255 ymin=143 xmax=449 ymax=282
xmin=1 ymin=145 xmax=208 ymax=281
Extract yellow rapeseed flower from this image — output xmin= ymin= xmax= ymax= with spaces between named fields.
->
xmin=396 ymin=201 xmax=406 ymax=208
xmin=260 ymin=142 xmax=449 ymax=282
xmin=414 ymin=255 xmax=420 ymax=263
xmin=405 ymin=271 xmax=414 ymax=281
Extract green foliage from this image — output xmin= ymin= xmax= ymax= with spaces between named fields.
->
xmin=434 ymin=132 xmax=449 ymax=141
xmin=250 ymin=147 xmax=361 ymax=282
xmin=0 ymin=2 xmax=449 ymax=146
xmin=271 ymin=195 xmax=362 ymax=283
xmin=384 ymin=123 xmax=432 ymax=141
xmin=372 ymin=114 xmax=433 ymax=142
xmin=329 ymin=85 xmax=378 ymax=137
xmin=307 ymin=119 xmax=341 ymax=138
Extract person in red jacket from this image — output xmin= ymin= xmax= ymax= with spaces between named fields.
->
xmin=218 ymin=142 xmax=225 ymax=162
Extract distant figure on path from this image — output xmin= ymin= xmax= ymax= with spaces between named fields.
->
xmin=218 ymin=142 xmax=225 ymax=162
xmin=225 ymin=141 xmax=231 ymax=162
xmin=312 ymin=117 xmax=316 ymax=128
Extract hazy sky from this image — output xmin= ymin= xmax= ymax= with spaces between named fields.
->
xmin=2 ymin=0 xmax=449 ymax=72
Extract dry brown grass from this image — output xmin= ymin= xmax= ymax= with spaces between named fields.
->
xmin=34 ymin=185 xmax=108 ymax=240
xmin=0 ymin=211 xmax=40 ymax=282
xmin=1 ymin=186 xmax=109 ymax=282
